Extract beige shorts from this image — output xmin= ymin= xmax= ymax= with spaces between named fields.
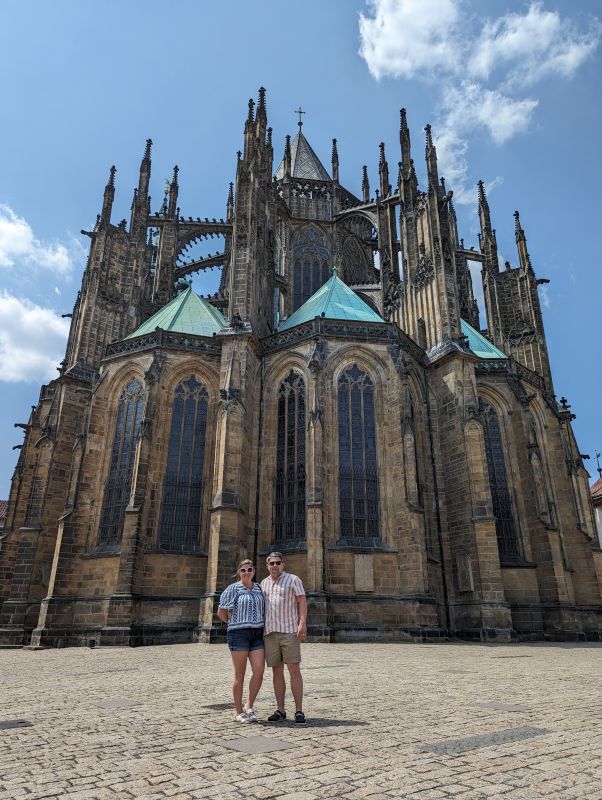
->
xmin=264 ymin=632 xmax=301 ymax=667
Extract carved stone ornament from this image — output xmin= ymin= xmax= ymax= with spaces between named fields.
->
xmin=307 ymin=338 xmax=326 ymax=374
xmin=219 ymin=387 xmax=242 ymax=413
xmin=388 ymin=343 xmax=409 ymax=378
xmin=412 ymin=243 xmax=434 ymax=288
xmin=144 ymin=349 xmax=165 ymax=387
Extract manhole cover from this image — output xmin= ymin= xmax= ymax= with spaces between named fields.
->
xmin=473 ymin=702 xmax=530 ymax=712
xmin=217 ymin=736 xmax=295 ymax=754
xmin=0 ymin=720 xmax=32 ymax=730
xmin=97 ymin=699 xmax=142 ymax=710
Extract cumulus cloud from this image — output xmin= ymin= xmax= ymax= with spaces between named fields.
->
xmin=468 ymin=2 xmax=601 ymax=87
xmin=358 ymin=1 xmax=599 ymax=201
xmin=0 ymin=292 xmax=69 ymax=383
xmin=358 ymin=0 xmax=461 ymax=80
xmin=0 ymin=205 xmax=78 ymax=276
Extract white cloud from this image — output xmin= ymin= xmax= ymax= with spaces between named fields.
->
xmin=358 ymin=0 xmax=461 ymax=80
xmin=468 ymin=3 xmax=601 ymax=87
xmin=0 ymin=205 xmax=77 ymax=276
xmin=0 ymin=292 xmax=69 ymax=383
xmin=358 ymin=1 xmax=599 ymax=195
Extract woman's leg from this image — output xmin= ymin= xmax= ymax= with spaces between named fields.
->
xmin=247 ymin=648 xmax=265 ymax=709
xmin=231 ymin=650 xmax=249 ymax=715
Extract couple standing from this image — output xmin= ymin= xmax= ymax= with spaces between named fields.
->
xmin=217 ymin=552 xmax=307 ymax=725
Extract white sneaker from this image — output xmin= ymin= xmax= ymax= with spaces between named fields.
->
xmin=243 ymin=704 xmax=258 ymax=722
xmin=235 ymin=712 xmax=252 ymax=723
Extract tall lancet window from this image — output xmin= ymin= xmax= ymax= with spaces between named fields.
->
xmin=98 ymin=378 xmax=145 ymax=547
xmin=479 ymin=399 xmax=521 ymax=562
xmin=338 ymin=364 xmax=380 ymax=544
xmin=158 ymin=376 xmax=209 ymax=551
xmin=293 ymin=227 xmax=330 ymax=310
xmin=274 ymin=371 xmax=306 ymax=545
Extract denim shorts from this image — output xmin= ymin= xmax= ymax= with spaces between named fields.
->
xmin=227 ymin=627 xmax=265 ymax=652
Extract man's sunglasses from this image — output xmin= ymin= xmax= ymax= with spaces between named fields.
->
xmin=268 ymin=560 xmax=282 ymax=566
xmin=239 ymin=567 xmax=254 ymax=573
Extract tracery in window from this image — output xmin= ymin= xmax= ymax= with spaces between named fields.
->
xmin=342 ymin=236 xmax=368 ymax=285
xmin=274 ymin=371 xmax=306 ymax=545
xmin=293 ymin=227 xmax=329 ymax=310
xmin=479 ymin=399 xmax=521 ymax=562
xmin=158 ymin=376 xmax=209 ymax=551
xmin=338 ymin=364 xmax=380 ymax=544
xmin=98 ymin=378 xmax=144 ymax=548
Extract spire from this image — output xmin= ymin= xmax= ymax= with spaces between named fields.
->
xmin=138 ymin=138 xmax=152 ymax=197
xmin=255 ymin=86 xmax=267 ymax=133
xmin=168 ymin=165 xmax=179 ymax=217
xmin=379 ymin=142 xmax=390 ymax=197
xmin=514 ymin=210 xmax=532 ymax=270
xmin=226 ymin=182 xmax=234 ymax=222
xmin=424 ymin=124 xmax=438 ymax=189
xmin=362 ymin=165 xmax=370 ymax=203
xmin=399 ymin=108 xmax=411 ymax=171
xmin=101 ymin=165 xmax=116 ymax=225
xmin=478 ymin=180 xmax=492 ymax=234
xmin=331 ymin=138 xmax=339 ymax=183
xmin=284 ymin=134 xmax=291 ymax=179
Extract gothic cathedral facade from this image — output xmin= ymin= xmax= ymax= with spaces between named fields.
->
xmin=1 ymin=89 xmax=601 ymax=647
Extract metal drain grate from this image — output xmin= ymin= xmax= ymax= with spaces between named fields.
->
xmin=0 ymin=720 xmax=32 ymax=730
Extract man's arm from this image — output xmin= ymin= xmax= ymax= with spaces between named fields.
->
xmin=296 ymin=594 xmax=307 ymax=641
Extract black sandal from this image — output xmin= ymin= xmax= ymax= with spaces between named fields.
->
xmin=267 ymin=709 xmax=286 ymax=722
xmin=294 ymin=711 xmax=306 ymax=725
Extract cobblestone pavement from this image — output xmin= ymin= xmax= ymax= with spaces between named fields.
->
xmin=1 ymin=641 xmax=602 ymax=800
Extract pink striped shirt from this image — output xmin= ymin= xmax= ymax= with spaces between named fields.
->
xmin=261 ymin=572 xmax=305 ymax=635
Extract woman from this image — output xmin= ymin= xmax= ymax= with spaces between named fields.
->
xmin=217 ymin=559 xmax=265 ymax=723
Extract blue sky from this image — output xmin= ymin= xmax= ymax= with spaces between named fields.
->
xmin=0 ymin=0 xmax=601 ymax=497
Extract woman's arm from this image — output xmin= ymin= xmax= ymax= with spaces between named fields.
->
xmin=217 ymin=608 xmax=229 ymax=624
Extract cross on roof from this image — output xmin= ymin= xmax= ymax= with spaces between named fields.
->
xmin=294 ymin=107 xmax=305 ymax=128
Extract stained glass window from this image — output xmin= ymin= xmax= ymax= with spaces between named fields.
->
xmin=158 ymin=376 xmax=209 ymax=551
xmin=274 ymin=371 xmax=306 ymax=544
xmin=98 ymin=378 xmax=145 ymax=547
xmin=338 ymin=364 xmax=380 ymax=544
xmin=480 ymin=399 xmax=521 ymax=562
xmin=293 ymin=227 xmax=330 ymax=310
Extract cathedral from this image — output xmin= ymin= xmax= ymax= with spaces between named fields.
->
xmin=1 ymin=88 xmax=601 ymax=648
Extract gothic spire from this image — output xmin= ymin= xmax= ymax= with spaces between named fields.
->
xmin=101 ymin=165 xmax=116 ymax=225
xmin=138 ymin=138 xmax=152 ymax=197
xmin=284 ymin=134 xmax=291 ymax=179
xmin=168 ymin=165 xmax=179 ymax=217
xmin=379 ymin=142 xmax=390 ymax=197
xmin=331 ymin=138 xmax=339 ymax=183
xmin=514 ymin=210 xmax=532 ymax=270
xmin=478 ymin=180 xmax=492 ymax=234
xmin=399 ymin=108 xmax=411 ymax=171
xmin=226 ymin=182 xmax=234 ymax=222
xmin=424 ymin=124 xmax=438 ymax=189
xmin=255 ymin=86 xmax=267 ymax=133
xmin=362 ymin=165 xmax=370 ymax=203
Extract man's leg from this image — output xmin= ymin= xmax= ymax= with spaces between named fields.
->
xmin=272 ymin=662 xmax=286 ymax=711
xmin=287 ymin=661 xmax=303 ymax=712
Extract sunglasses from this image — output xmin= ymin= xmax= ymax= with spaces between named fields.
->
xmin=239 ymin=567 xmax=254 ymax=573
xmin=268 ymin=561 xmax=282 ymax=566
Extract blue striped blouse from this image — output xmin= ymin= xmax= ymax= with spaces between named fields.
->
xmin=218 ymin=581 xmax=265 ymax=630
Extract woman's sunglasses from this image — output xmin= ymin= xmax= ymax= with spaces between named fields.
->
xmin=239 ymin=567 xmax=254 ymax=573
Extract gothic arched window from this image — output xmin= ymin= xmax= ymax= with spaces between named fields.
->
xmin=338 ymin=364 xmax=380 ymax=544
xmin=293 ymin=227 xmax=330 ymax=310
xmin=479 ymin=399 xmax=521 ymax=562
xmin=342 ymin=236 xmax=368 ymax=285
xmin=98 ymin=378 xmax=145 ymax=547
xmin=274 ymin=371 xmax=306 ymax=545
xmin=158 ymin=376 xmax=209 ymax=551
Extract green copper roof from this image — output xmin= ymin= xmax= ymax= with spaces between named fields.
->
xmin=461 ymin=319 xmax=507 ymax=359
xmin=126 ymin=287 xmax=226 ymax=339
xmin=278 ymin=272 xmax=384 ymax=331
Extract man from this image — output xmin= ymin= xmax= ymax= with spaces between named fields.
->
xmin=260 ymin=552 xmax=307 ymax=725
